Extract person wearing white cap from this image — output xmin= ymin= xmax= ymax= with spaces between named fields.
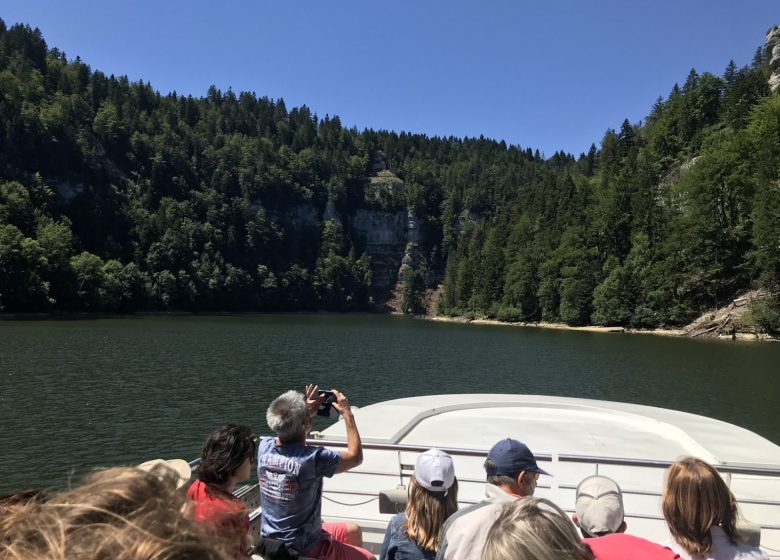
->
xmin=379 ymin=448 xmax=458 ymax=560
xmin=574 ymin=475 xmax=682 ymax=560
xmin=573 ymin=475 xmax=627 ymax=538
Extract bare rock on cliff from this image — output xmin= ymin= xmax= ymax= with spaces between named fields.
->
xmin=768 ymin=25 xmax=780 ymax=92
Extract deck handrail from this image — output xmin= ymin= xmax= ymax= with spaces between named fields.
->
xmin=307 ymin=438 xmax=780 ymax=477
xmin=203 ymin=437 xmax=780 ymax=532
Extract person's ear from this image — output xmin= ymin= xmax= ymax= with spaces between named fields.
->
xmin=617 ymin=520 xmax=627 ymax=533
xmin=572 ymin=513 xmax=580 ymax=527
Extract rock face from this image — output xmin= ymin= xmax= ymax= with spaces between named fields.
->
xmin=321 ymin=157 xmax=441 ymax=298
xmin=768 ymin=25 xmax=780 ymax=92
xmin=352 ymin=209 xmax=408 ymax=288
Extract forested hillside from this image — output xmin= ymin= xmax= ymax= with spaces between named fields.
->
xmin=1 ymin=19 xmax=779 ymax=332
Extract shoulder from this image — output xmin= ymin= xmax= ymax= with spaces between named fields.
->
xmin=587 ymin=534 xmax=681 ymax=559
xmin=729 ymin=544 xmax=769 ymax=560
xmin=445 ymin=499 xmax=503 ymax=531
xmin=309 ymin=444 xmax=341 ymax=471
xmin=186 ymin=478 xmax=205 ymax=499
xmin=258 ymin=436 xmax=276 ymax=454
xmin=388 ymin=513 xmax=406 ymax=530
xmin=711 ymin=528 xmax=768 ymax=560
xmin=306 ymin=443 xmax=340 ymax=458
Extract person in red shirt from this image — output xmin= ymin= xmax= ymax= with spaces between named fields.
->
xmin=573 ymin=475 xmax=680 ymax=560
xmin=187 ymin=424 xmax=257 ymax=558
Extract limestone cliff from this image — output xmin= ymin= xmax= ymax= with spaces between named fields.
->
xmin=768 ymin=25 xmax=780 ymax=92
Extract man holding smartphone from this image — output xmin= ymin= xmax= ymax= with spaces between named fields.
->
xmin=257 ymin=384 xmax=372 ymax=560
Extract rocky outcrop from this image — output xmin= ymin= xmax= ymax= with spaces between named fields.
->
xmin=323 ymin=158 xmax=438 ymax=296
xmin=352 ymin=209 xmax=408 ymax=288
xmin=768 ymin=25 xmax=780 ymax=92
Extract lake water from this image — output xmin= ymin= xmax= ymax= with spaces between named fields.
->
xmin=1 ymin=314 xmax=778 ymax=495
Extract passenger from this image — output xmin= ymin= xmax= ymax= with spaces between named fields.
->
xmin=187 ymin=424 xmax=256 ymax=558
xmin=436 ymin=438 xmax=549 ymax=560
xmin=138 ymin=457 xmax=192 ymax=489
xmin=0 ymin=466 xmax=226 ymax=560
xmin=380 ymin=448 xmax=458 ymax=560
xmin=482 ymin=497 xmax=595 ymax=560
xmin=0 ymin=489 xmax=47 ymax=516
xmin=257 ymin=385 xmax=373 ymax=560
xmin=573 ymin=475 xmax=680 ymax=559
xmin=663 ymin=457 xmax=768 ymax=560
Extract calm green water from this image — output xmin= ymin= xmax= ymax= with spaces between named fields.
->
xmin=1 ymin=314 xmax=778 ymax=494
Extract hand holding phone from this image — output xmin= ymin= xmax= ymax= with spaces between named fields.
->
xmin=316 ymin=389 xmax=337 ymax=417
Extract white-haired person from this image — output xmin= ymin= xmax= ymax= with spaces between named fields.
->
xmin=257 ymin=385 xmax=372 ymax=560
xmin=380 ymin=448 xmax=459 ymax=560
xmin=482 ymin=496 xmax=595 ymax=560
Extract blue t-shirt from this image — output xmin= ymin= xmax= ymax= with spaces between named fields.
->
xmin=380 ymin=513 xmax=436 ymax=560
xmin=257 ymin=437 xmax=341 ymax=553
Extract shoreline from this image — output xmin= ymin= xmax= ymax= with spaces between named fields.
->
xmin=2 ymin=309 xmax=777 ymax=342
xmin=422 ymin=314 xmax=778 ymax=342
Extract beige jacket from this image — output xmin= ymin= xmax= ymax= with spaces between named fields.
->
xmin=436 ymin=484 xmax=519 ymax=560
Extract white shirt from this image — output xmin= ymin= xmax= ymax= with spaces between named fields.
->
xmin=669 ymin=527 xmax=768 ymax=560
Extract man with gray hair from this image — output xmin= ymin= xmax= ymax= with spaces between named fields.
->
xmin=437 ymin=438 xmax=550 ymax=560
xmin=257 ymin=385 xmax=372 ymax=560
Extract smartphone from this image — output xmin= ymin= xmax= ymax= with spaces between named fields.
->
xmin=317 ymin=390 xmax=337 ymax=417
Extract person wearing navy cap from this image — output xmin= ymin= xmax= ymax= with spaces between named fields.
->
xmin=436 ymin=438 xmax=550 ymax=560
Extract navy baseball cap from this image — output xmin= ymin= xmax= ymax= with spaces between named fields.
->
xmin=485 ymin=438 xmax=550 ymax=476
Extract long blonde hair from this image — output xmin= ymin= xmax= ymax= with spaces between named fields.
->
xmin=0 ymin=466 xmax=229 ymax=560
xmin=404 ymin=475 xmax=459 ymax=552
xmin=482 ymin=497 xmax=594 ymax=560
xmin=662 ymin=457 xmax=740 ymax=555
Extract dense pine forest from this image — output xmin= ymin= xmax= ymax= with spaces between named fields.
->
xmin=1 ymin=19 xmax=779 ymax=332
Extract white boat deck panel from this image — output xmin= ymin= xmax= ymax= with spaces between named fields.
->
xmin=314 ymin=394 xmax=780 ymax=558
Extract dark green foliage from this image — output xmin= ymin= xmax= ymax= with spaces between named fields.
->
xmin=400 ymin=268 xmax=425 ymax=314
xmin=0 ymin=18 xmax=778 ymax=325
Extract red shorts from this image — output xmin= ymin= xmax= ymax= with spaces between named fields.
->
xmin=305 ymin=523 xmax=373 ymax=560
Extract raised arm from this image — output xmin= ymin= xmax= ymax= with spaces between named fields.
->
xmin=331 ymin=389 xmax=363 ymax=473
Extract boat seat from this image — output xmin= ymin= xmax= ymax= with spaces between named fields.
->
xmin=736 ymin=520 xmax=761 ymax=547
xmin=378 ymin=488 xmax=407 ymax=514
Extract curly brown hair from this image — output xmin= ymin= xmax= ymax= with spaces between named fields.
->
xmin=198 ymin=424 xmax=255 ymax=486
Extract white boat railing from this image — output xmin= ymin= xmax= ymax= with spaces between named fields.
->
xmin=200 ymin=437 xmax=780 ymax=534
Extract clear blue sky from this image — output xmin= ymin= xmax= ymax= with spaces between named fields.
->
xmin=2 ymin=1 xmax=776 ymax=156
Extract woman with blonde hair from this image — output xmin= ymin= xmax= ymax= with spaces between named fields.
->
xmin=380 ymin=448 xmax=458 ymax=560
xmin=0 ymin=466 xmax=228 ymax=560
xmin=662 ymin=457 xmax=768 ymax=560
xmin=482 ymin=497 xmax=595 ymax=560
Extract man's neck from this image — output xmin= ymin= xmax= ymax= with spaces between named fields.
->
xmin=277 ymin=431 xmax=307 ymax=446
xmin=496 ymin=483 xmax=525 ymax=498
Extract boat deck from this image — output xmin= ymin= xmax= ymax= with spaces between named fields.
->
xmin=310 ymin=394 xmax=780 ymax=558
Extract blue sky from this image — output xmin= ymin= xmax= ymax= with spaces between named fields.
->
xmin=2 ymin=1 xmax=776 ymax=156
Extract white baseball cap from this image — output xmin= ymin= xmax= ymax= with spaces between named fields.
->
xmin=575 ymin=475 xmax=624 ymax=536
xmin=414 ymin=448 xmax=455 ymax=494
xmin=138 ymin=458 xmax=192 ymax=489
